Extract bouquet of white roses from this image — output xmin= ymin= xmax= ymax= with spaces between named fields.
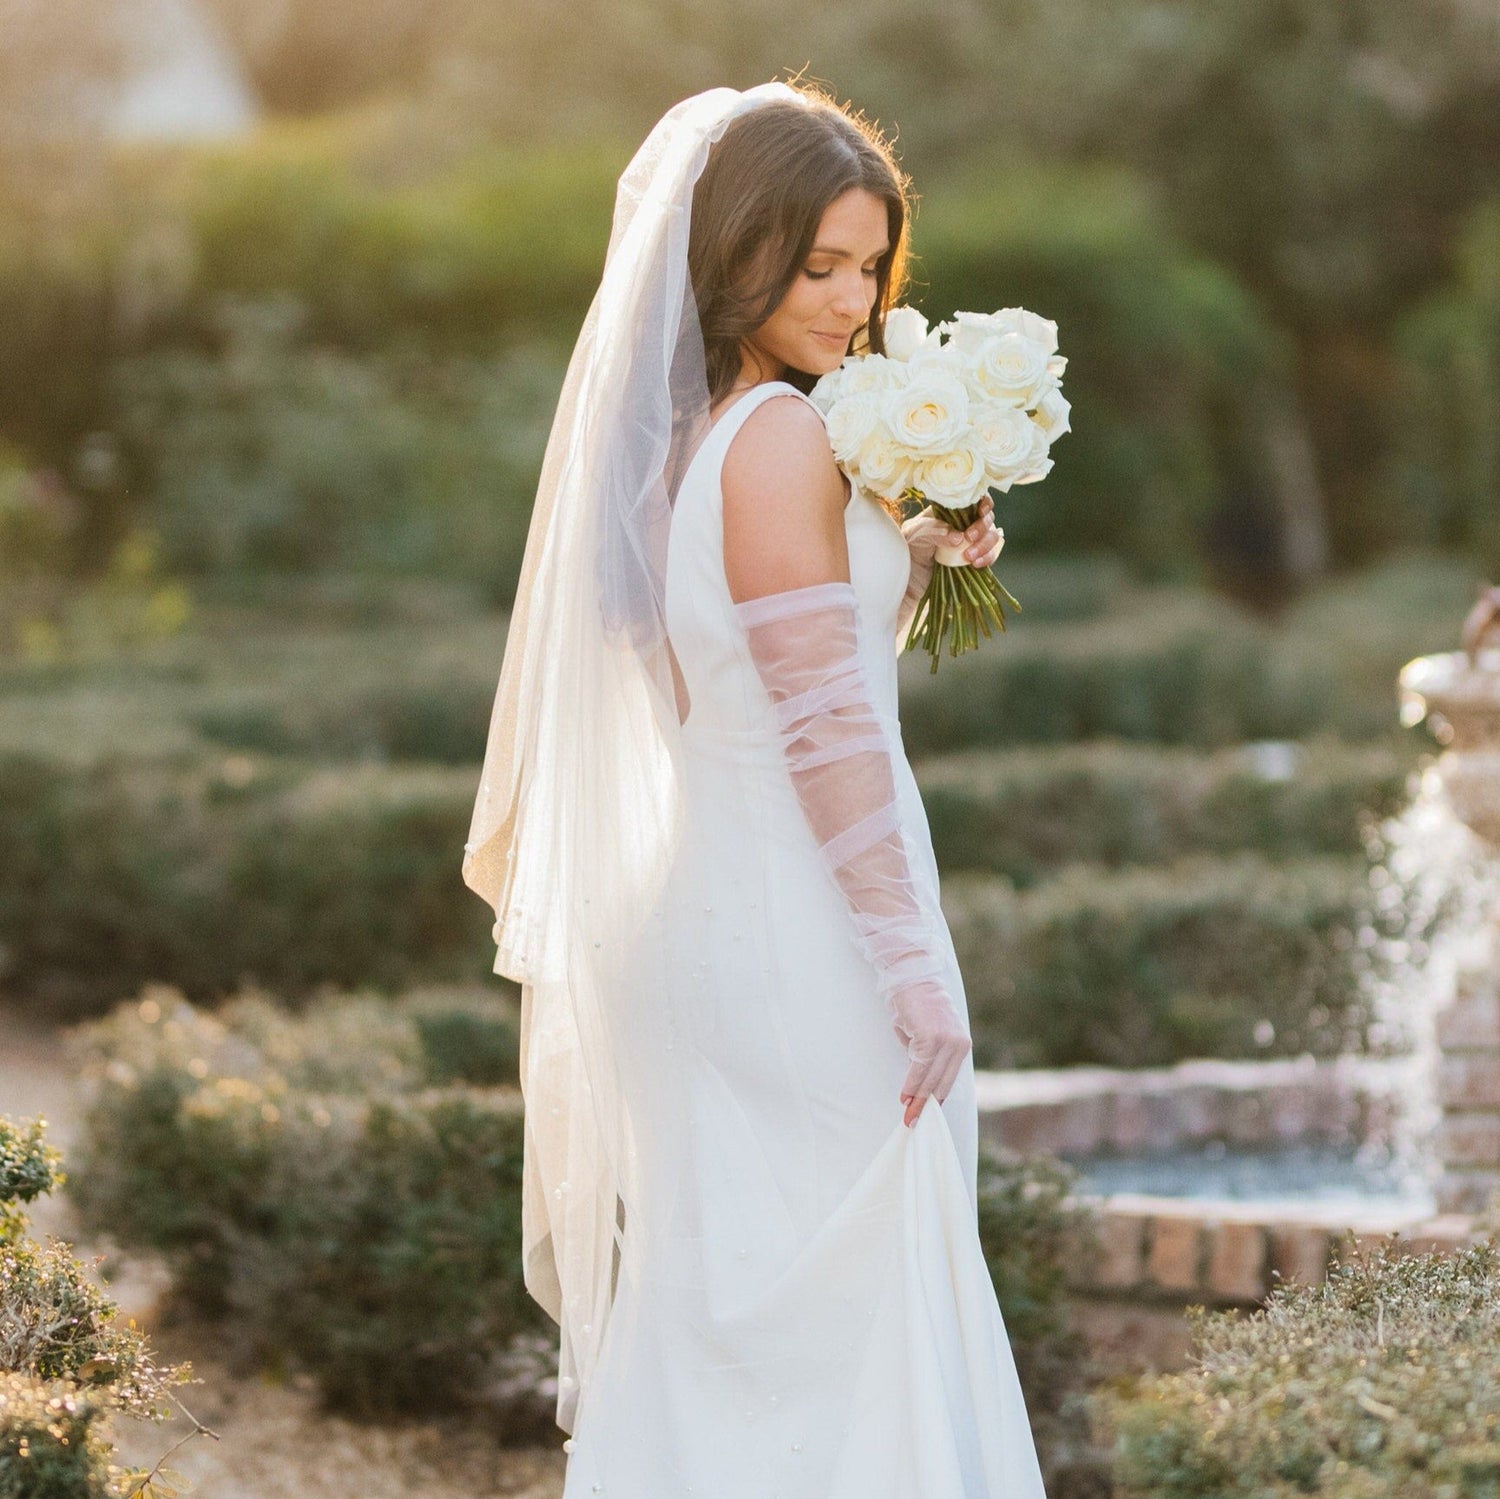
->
xmin=810 ymin=304 xmax=1069 ymax=672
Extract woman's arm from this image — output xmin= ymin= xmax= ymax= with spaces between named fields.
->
xmin=722 ymin=396 xmax=971 ymax=1115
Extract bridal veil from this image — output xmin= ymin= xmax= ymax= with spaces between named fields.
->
xmin=460 ymin=81 xmax=814 ymax=1435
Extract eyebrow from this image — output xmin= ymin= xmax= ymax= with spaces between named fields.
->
xmin=809 ymin=244 xmax=891 ymax=261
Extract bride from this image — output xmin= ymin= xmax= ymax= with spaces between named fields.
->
xmin=463 ymin=78 xmax=1048 ymax=1498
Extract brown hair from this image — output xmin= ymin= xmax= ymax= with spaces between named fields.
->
xmin=688 ymin=82 xmax=914 ymax=412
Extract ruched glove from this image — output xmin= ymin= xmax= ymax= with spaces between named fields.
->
xmin=734 ymin=579 xmax=972 ymax=1113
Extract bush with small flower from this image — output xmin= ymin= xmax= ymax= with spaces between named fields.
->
xmin=1101 ymin=1233 xmax=1500 ymax=1498
xmin=0 ymin=1113 xmax=199 ymax=1499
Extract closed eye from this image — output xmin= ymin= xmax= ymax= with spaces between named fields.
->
xmin=805 ymin=266 xmax=881 ymax=281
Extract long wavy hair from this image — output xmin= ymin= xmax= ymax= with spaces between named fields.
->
xmin=688 ymin=83 xmax=914 ymax=423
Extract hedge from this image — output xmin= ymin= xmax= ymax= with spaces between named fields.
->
xmin=2 ymin=747 xmax=1383 ymax=1071
xmin=944 ymin=854 xmax=1375 ymax=1070
xmin=66 ymin=984 xmax=1098 ymax=1472
xmin=1103 ymin=1234 xmax=1500 ymax=1498
xmin=918 ymin=737 xmax=1411 ymax=883
xmin=0 ymin=1114 xmax=189 ymax=1499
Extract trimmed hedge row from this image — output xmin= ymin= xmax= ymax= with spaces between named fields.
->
xmin=0 ymin=752 xmax=491 ymax=1022
xmin=65 ymin=985 xmax=1098 ymax=1462
xmin=944 ymin=854 xmax=1374 ymax=1070
xmin=7 ymin=557 xmax=1472 ymax=769
xmin=897 ymin=593 xmax=1334 ymax=753
xmin=2 ymin=748 xmax=1388 ymax=1067
xmin=919 ymin=738 xmax=1411 ymax=884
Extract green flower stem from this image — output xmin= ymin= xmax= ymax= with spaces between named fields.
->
xmin=897 ymin=492 xmax=1022 ymax=673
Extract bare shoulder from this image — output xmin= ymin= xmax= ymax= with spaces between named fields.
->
xmin=721 ymin=392 xmax=851 ymax=601
xmin=722 ymin=393 xmax=844 ymax=512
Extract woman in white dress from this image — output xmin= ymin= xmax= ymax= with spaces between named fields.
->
xmin=462 ymin=79 xmax=1048 ymax=1498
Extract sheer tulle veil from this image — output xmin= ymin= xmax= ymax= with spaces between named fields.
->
xmin=460 ymin=81 xmax=814 ymax=1435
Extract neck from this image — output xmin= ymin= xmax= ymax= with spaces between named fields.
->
xmin=736 ymin=345 xmax=786 ymax=389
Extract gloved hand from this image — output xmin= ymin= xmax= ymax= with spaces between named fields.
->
xmin=895 ymin=499 xmax=1005 ymax=648
xmin=734 ymin=578 xmax=972 ymax=1126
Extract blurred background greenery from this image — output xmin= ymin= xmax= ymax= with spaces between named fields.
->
xmin=1 ymin=0 xmax=1497 ymax=1042
xmin=2 ymin=7 xmax=1498 ymax=1490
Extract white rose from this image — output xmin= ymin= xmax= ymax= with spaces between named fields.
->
xmin=882 ymin=372 xmax=970 ymax=456
xmin=904 ymin=342 xmax=964 ymax=380
xmin=965 ymin=332 xmax=1051 ymax=407
xmin=839 ymin=352 xmax=904 ymax=396
xmin=1034 ymin=386 xmax=1071 ymax=441
xmin=856 ymin=432 xmax=917 ymax=499
xmin=809 ymin=362 xmax=850 ymax=413
xmin=911 ymin=441 xmax=990 ymax=509
xmin=1012 ymin=419 xmax=1055 ymax=484
xmin=972 ymin=403 xmax=1037 ymax=484
xmin=824 ymin=389 xmax=886 ymax=465
xmin=946 ymin=306 xmax=1059 ymax=358
xmin=882 ymin=305 xmax=929 ymax=361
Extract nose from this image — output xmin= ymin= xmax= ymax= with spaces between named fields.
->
xmin=828 ymin=270 xmax=868 ymax=321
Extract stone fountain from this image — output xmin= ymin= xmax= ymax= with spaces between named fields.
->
xmin=1399 ymin=585 xmax=1500 ymax=1213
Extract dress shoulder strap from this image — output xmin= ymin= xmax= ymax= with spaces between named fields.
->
xmin=716 ymin=379 xmax=822 ymax=442
xmin=672 ymin=380 xmax=832 ymax=512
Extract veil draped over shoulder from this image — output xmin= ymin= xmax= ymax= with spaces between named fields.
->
xmin=460 ymin=81 xmax=813 ymax=1436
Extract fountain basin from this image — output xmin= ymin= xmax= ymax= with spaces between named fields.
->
xmin=1399 ymin=647 xmax=1500 ymax=752
xmin=1400 ymin=647 xmax=1500 ymax=843
xmin=975 ymin=1059 xmax=1486 ymax=1373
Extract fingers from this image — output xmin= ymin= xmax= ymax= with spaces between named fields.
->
xmin=963 ymin=512 xmax=1003 ymax=565
xmin=901 ymin=1053 xmax=938 ymax=1105
xmin=914 ymin=509 xmax=1003 ymax=567
xmin=899 ymin=1034 xmax=973 ymax=1125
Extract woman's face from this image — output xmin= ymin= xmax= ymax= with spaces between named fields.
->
xmin=744 ymin=186 xmax=891 ymax=381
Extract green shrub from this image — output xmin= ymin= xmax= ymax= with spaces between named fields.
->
xmin=977 ymin=1148 xmax=1104 ymax=1494
xmin=109 ymin=302 xmax=558 ymax=595
xmin=65 ymin=987 xmax=542 ymax=1426
xmin=178 ymin=131 xmax=618 ymax=349
xmin=0 ymin=1114 xmax=192 ymax=1499
xmin=0 ymin=1374 xmax=119 ymax=1499
xmin=944 ymin=854 xmax=1373 ymax=1069
xmin=1103 ymin=1235 xmax=1500 ymax=1499
xmin=897 ymin=559 xmax=1484 ymax=753
xmin=1378 ymin=199 xmax=1500 ymax=573
xmin=66 ymin=985 xmax=1098 ymax=1467
xmin=0 ymin=751 xmax=495 ymax=1023
xmin=915 ymin=159 xmax=1285 ymax=581
xmin=897 ymin=591 xmax=1331 ymax=754
xmin=919 ymin=738 xmax=1412 ymax=884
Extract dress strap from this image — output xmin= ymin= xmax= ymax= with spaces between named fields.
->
xmin=715 ymin=379 xmax=823 ymax=442
xmin=716 ymin=381 xmax=844 ymax=487
xmin=672 ymin=380 xmax=839 ymax=513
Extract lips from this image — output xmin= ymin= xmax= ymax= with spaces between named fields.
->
xmin=812 ymin=330 xmax=851 ymax=344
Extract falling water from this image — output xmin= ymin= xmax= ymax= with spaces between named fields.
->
xmin=106 ymin=0 xmax=258 ymax=141
xmin=1358 ymin=766 xmax=1500 ymax=1201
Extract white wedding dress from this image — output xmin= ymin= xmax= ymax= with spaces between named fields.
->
xmin=558 ymin=380 xmax=1048 ymax=1498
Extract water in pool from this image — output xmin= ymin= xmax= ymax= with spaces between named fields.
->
xmin=1072 ymin=1142 xmax=1437 ymax=1216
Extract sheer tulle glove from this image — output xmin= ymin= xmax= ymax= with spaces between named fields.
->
xmin=895 ymin=511 xmax=944 ymax=647
xmin=894 ymin=501 xmax=1005 ymax=649
xmin=733 ymin=579 xmax=972 ymax=1118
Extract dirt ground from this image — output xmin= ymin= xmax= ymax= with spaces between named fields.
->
xmin=0 ymin=1004 xmax=568 ymax=1499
